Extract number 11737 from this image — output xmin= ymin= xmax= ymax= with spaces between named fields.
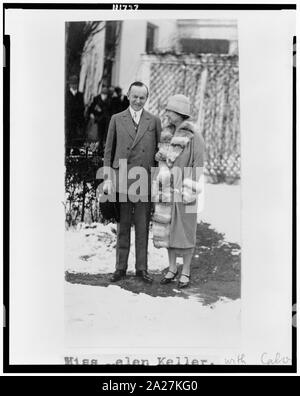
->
xmin=112 ymin=4 xmax=139 ymax=10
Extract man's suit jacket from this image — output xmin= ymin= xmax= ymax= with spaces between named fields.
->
xmin=104 ymin=108 xmax=161 ymax=196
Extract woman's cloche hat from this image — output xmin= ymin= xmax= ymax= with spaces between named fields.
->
xmin=165 ymin=94 xmax=191 ymax=117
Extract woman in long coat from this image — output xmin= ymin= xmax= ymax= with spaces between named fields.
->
xmin=152 ymin=94 xmax=205 ymax=288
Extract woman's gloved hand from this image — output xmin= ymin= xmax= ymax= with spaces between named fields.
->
xmin=181 ymin=178 xmax=202 ymax=204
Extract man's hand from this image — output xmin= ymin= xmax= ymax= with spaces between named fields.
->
xmin=103 ymin=179 xmax=114 ymax=195
xmin=90 ymin=113 xmax=95 ymax=120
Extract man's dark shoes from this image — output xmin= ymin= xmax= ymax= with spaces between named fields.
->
xmin=111 ymin=270 xmax=126 ymax=282
xmin=136 ymin=270 xmax=153 ymax=284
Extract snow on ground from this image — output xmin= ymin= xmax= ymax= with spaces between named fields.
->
xmin=65 ymin=183 xmax=240 ymax=275
xmin=201 ymin=183 xmax=241 ymax=244
xmin=65 ymin=282 xmax=241 ymax=349
xmin=65 ymin=183 xmax=241 ymax=351
xmin=65 ymin=222 xmax=169 ymax=274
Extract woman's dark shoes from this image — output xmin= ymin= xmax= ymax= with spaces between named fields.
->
xmin=111 ymin=269 xmax=126 ymax=282
xmin=160 ymin=269 xmax=178 ymax=284
xmin=178 ymin=273 xmax=190 ymax=289
xmin=136 ymin=270 xmax=153 ymax=284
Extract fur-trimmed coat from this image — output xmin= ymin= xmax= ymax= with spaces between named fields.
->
xmin=152 ymin=120 xmax=205 ymax=249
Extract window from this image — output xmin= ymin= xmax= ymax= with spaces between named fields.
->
xmin=180 ymin=38 xmax=230 ymax=54
xmin=146 ymin=23 xmax=158 ymax=53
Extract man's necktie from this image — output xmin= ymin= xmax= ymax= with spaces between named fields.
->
xmin=132 ymin=112 xmax=138 ymax=131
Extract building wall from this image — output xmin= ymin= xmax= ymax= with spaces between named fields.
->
xmin=113 ymin=19 xmax=238 ymax=91
xmin=177 ymin=19 xmax=238 ymax=54
xmin=115 ymin=19 xmax=177 ymax=91
xmin=151 ymin=19 xmax=178 ymax=50
xmin=177 ymin=19 xmax=238 ymax=40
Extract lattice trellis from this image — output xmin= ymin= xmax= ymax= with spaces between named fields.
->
xmin=148 ymin=54 xmax=240 ymax=184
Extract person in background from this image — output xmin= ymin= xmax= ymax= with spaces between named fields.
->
xmin=110 ymin=86 xmax=130 ymax=115
xmin=108 ymin=85 xmax=116 ymax=100
xmin=88 ymin=85 xmax=111 ymax=157
xmin=65 ymin=75 xmax=85 ymax=155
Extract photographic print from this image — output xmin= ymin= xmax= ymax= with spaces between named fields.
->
xmin=64 ymin=18 xmax=242 ymax=364
xmin=4 ymin=3 xmax=295 ymax=373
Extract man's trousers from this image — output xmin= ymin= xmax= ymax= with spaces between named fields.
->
xmin=116 ymin=200 xmax=152 ymax=272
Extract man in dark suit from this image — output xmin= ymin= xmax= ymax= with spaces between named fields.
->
xmin=103 ymin=81 xmax=161 ymax=283
xmin=65 ymin=75 xmax=85 ymax=154
xmin=88 ymin=85 xmax=111 ymax=156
